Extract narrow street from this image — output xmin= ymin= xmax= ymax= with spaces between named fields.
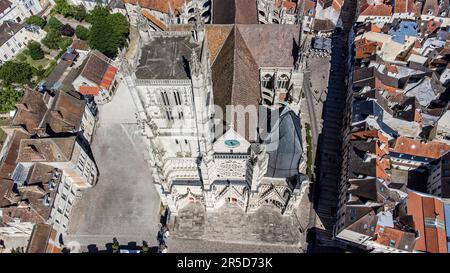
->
xmin=307 ymin=0 xmax=358 ymax=252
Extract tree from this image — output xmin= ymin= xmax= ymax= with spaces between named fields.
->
xmin=53 ymin=0 xmax=75 ymax=17
xmin=73 ymin=5 xmax=87 ymax=21
xmin=0 ymin=86 xmax=23 ymax=113
xmin=47 ymin=17 xmax=64 ymax=31
xmin=58 ymin=37 xmax=73 ymax=50
xmin=88 ymin=7 xmax=129 ymax=58
xmin=75 ymin=25 xmax=89 ymax=40
xmin=0 ymin=61 xmax=33 ymax=85
xmin=42 ymin=29 xmax=63 ymax=49
xmin=86 ymin=5 xmax=109 ymax=24
xmin=27 ymin=41 xmax=45 ymax=60
xmin=26 ymin=15 xmax=46 ymax=28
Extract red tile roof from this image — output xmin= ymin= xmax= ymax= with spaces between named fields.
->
xmin=360 ymin=3 xmax=392 ymax=17
xmin=394 ymin=0 xmax=421 ymax=15
xmin=407 ymin=190 xmax=448 ymax=253
xmin=392 ymin=136 xmax=450 ymax=159
xmin=79 ymin=86 xmax=100 ymax=95
xmin=123 ymin=0 xmax=187 ymax=15
xmin=100 ymin=66 xmax=118 ymax=90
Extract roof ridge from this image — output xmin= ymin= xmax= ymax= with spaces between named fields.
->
xmin=49 ymin=137 xmax=75 ymax=162
xmin=209 ymin=25 xmax=233 ymax=66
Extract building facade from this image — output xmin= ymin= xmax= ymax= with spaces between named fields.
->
xmin=124 ymin=0 xmax=211 ymax=29
xmin=123 ymin=15 xmax=307 ymax=216
xmin=0 ymin=0 xmax=43 ymax=24
xmin=0 ymin=22 xmax=45 ymax=64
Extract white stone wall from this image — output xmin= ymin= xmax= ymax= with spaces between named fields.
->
xmin=0 ymin=25 xmax=45 ymax=63
xmin=81 ymin=105 xmax=96 ymax=143
xmin=0 ymin=0 xmax=43 ymax=24
xmin=68 ymin=0 xmax=109 ymax=11
xmin=48 ymin=173 xmax=81 ymax=232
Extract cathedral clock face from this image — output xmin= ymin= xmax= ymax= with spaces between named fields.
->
xmin=225 ymin=139 xmax=240 ymax=148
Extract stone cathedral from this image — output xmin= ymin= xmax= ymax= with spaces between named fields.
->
xmin=122 ymin=12 xmax=309 ymax=216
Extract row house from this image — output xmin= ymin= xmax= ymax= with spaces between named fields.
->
xmin=0 ymin=0 xmax=43 ymax=24
xmin=0 ymin=21 xmax=44 ymax=63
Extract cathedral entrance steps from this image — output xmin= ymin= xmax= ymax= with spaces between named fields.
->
xmin=169 ymin=203 xmax=303 ymax=247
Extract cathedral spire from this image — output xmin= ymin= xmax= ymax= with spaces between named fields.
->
xmin=295 ymin=0 xmax=306 ymax=71
xmin=190 ymin=49 xmax=201 ymax=77
xmin=193 ymin=10 xmax=205 ymax=42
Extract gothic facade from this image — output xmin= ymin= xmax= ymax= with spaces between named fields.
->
xmin=124 ymin=0 xmax=212 ymax=29
xmin=122 ymin=14 xmax=308 ymax=216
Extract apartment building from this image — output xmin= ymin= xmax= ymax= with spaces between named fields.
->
xmin=0 ymin=21 xmax=44 ymax=63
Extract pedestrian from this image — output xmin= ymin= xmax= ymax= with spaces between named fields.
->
xmin=112 ymin=237 xmax=120 ymax=253
xmin=141 ymin=241 xmax=149 ymax=253
xmin=0 ymin=239 xmax=5 ymax=249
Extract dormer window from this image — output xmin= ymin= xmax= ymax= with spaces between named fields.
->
xmin=261 ymin=74 xmax=273 ymax=89
xmin=277 ymin=74 xmax=289 ymax=89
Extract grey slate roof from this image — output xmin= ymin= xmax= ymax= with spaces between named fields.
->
xmin=263 ymin=106 xmax=303 ymax=178
xmin=0 ymin=22 xmax=23 ymax=46
xmin=135 ymin=35 xmax=201 ymax=80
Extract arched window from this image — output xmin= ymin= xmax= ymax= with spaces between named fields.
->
xmin=261 ymin=74 xmax=273 ymax=89
xmin=277 ymin=74 xmax=289 ymax=89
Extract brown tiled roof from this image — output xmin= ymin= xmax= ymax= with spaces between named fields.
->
xmin=213 ymin=0 xmax=258 ymax=24
xmin=1 ymin=206 xmax=47 ymax=225
xmin=207 ymin=24 xmax=300 ymax=140
xmin=0 ymin=129 xmax=29 ymax=179
xmin=79 ymin=50 xmax=113 ymax=86
xmin=11 ymin=90 xmax=48 ymax=134
xmin=17 ymin=137 xmax=76 ymax=163
xmin=0 ymin=178 xmax=14 ymax=207
xmin=40 ymin=91 xmax=85 ymax=135
xmin=0 ymin=21 xmax=22 ymax=46
xmin=422 ymin=0 xmax=439 ymax=16
xmin=26 ymin=223 xmax=53 ymax=253
xmin=392 ymin=136 xmax=450 ymax=159
xmin=374 ymin=225 xmax=416 ymax=251
xmin=142 ymin=9 xmax=167 ymax=30
xmin=71 ymin=39 xmax=90 ymax=51
xmin=407 ymin=190 xmax=448 ymax=253
xmin=360 ymin=3 xmax=392 ymax=17
xmin=236 ymin=24 xmax=301 ymax=68
xmin=394 ymin=0 xmax=421 ymax=15
xmin=123 ymin=0 xmax=186 ymax=14
xmin=206 ymin=25 xmax=233 ymax=64
xmin=0 ymin=0 xmax=11 ymax=14
xmin=12 ymin=90 xmax=86 ymax=136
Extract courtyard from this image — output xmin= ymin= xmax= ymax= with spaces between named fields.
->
xmin=65 ymin=80 xmax=162 ymax=250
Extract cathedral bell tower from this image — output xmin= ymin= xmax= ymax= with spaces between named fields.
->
xmin=189 ymin=42 xmax=215 ymax=208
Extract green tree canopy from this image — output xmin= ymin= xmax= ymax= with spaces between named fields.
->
xmin=88 ymin=7 xmax=129 ymax=58
xmin=0 ymin=86 xmax=23 ymax=113
xmin=47 ymin=17 xmax=64 ymax=31
xmin=53 ymin=0 xmax=75 ymax=17
xmin=26 ymin=15 xmax=46 ymax=28
xmin=27 ymin=41 xmax=45 ymax=60
xmin=42 ymin=29 xmax=63 ymax=49
xmin=75 ymin=25 xmax=89 ymax=40
xmin=0 ymin=61 xmax=33 ymax=85
xmin=73 ymin=5 xmax=87 ymax=21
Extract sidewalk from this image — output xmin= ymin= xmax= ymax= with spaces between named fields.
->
xmin=0 ymin=235 xmax=30 ymax=253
